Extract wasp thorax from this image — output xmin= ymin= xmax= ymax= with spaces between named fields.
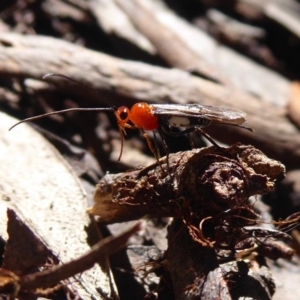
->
xmin=130 ymin=103 xmax=159 ymax=131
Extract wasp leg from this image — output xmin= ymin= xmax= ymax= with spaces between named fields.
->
xmin=157 ymin=130 xmax=170 ymax=157
xmin=157 ymin=130 xmax=171 ymax=172
xmin=152 ymin=132 xmax=161 ymax=159
xmin=194 ymin=128 xmax=222 ymax=149
xmin=160 ymin=123 xmax=222 ymax=149
xmin=141 ymin=130 xmax=158 ymax=160
xmin=141 ymin=130 xmax=166 ymax=173
xmin=186 ymin=133 xmax=195 ymax=149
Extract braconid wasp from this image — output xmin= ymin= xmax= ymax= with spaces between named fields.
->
xmin=9 ymin=73 xmax=253 ymax=163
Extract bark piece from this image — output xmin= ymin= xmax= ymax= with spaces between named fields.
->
xmin=0 ymin=111 xmax=118 ymax=299
xmin=89 ymin=143 xmax=291 ymax=299
xmin=89 ymin=144 xmax=285 ymax=225
xmin=166 ymin=219 xmax=276 ymax=300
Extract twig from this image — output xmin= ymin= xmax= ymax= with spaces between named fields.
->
xmin=115 ymin=0 xmax=227 ymax=83
xmin=7 ymin=223 xmax=141 ymax=292
xmin=87 ymin=0 xmax=156 ymax=54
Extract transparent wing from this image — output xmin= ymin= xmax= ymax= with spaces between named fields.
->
xmin=152 ymin=104 xmax=247 ymax=125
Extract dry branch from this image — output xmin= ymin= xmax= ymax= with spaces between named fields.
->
xmin=87 ymin=0 xmax=156 ymax=55
xmin=0 ymin=213 xmax=140 ymax=296
xmin=115 ymin=0 xmax=226 ymax=83
xmin=0 ymin=33 xmax=299 ymax=168
xmin=42 ymin=0 xmax=88 ymax=22
xmin=236 ymin=0 xmax=300 ymax=38
xmin=206 ymin=9 xmax=266 ymax=40
xmin=19 ymin=223 xmax=140 ymax=291
xmin=89 ymin=144 xmax=285 ymax=224
xmin=113 ymin=0 xmax=289 ymax=107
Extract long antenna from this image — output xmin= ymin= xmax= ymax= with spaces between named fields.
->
xmin=9 ymin=73 xmax=128 ymax=161
xmin=9 ymin=107 xmax=115 ymax=131
xmin=43 ymin=73 xmax=115 ymax=109
xmin=9 ymin=73 xmax=117 ymax=131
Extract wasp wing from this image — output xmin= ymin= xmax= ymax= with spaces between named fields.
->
xmin=152 ymin=104 xmax=247 ymax=125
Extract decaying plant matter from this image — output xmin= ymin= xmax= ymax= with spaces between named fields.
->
xmin=0 ymin=209 xmax=141 ymax=298
xmin=89 ymin=143 xmax=296 ymax=299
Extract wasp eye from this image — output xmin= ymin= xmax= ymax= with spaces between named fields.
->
xmin=116 ymin=107 xmax=130 ymax=123
xmin=120 ymin=110 xmax=128 ymax=120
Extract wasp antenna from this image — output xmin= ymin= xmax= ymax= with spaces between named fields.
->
xmin=42 ymin=73 xmax=115 ymax=109
xmin=9 ymin=107 xmax=114 ymax=131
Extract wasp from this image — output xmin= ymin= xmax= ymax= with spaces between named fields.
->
xmin=9 ymin=74 xmax=253 ymax=162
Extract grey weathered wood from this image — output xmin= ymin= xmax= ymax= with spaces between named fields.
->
xmin=0 ymin=111 xmax=118 ymax=299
